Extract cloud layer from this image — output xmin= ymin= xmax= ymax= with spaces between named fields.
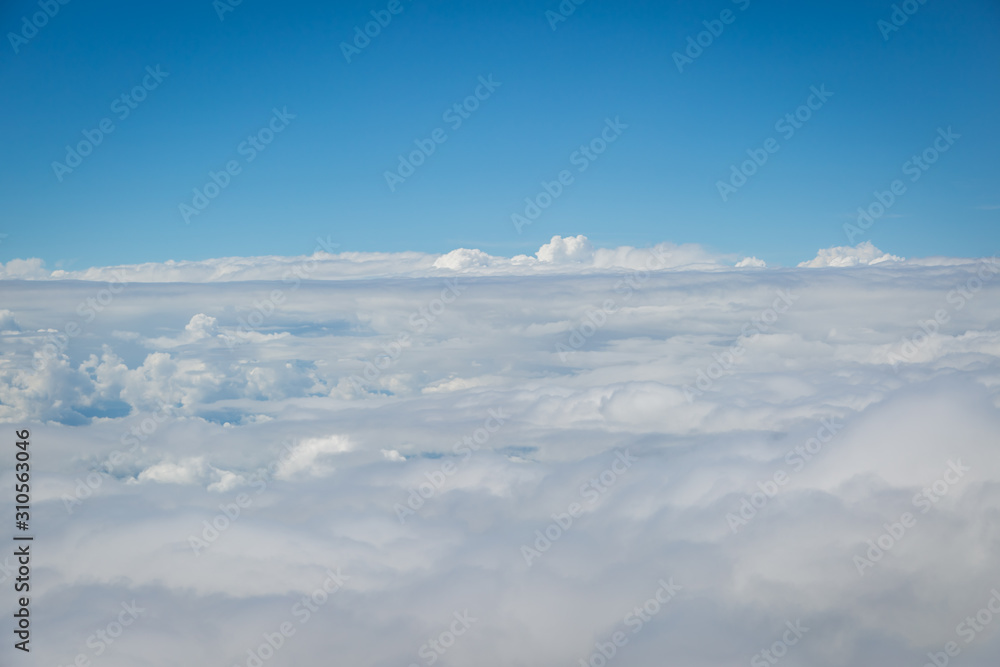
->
xmin=1 ymin=241 xmax=999 ymax=666
xmin=0 ymin=236 xmax=936 ymax=283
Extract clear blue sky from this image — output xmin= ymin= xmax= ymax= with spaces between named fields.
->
xmin=1 ymin=0 xmax=998 ymax=269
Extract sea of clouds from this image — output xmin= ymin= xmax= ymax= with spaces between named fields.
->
xmin=1 ymin=236 xmax=999 ymax=666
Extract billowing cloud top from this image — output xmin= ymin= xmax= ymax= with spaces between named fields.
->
xmin=796 ymin=240 xmax=904 ymax=268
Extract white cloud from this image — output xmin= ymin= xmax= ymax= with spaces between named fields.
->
xmin=3 ymin=247 xmax=1000 ymax=666
xmin=142 ymin=313 xmax=220 ymax=349
xmin=276 ymin=434 xmax=353 ymax=479
xmin=6 ymin=238 xmax=968 ymax=286
xmin=433 ymin=248 xmax=495 ymax=270
xmin=536 ymin=234 xmax=594 ymax=263
xmin=798 ymin=240 xmax=904 ymax=267
xmin=0 ymin=257 xmax=48 ymax=279
xmin=736 ymin=256 xmax=766 ymax=268
xmin=207 ymin=468 xmax=248 ymax=493
xmin=136 ymin=456 xmax=207 ymax=485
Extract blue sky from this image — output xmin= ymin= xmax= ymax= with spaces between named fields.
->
xmin=1 ymin=0 xmax=998 ymax=269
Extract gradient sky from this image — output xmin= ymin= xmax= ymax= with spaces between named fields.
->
xmin=1 ymin=0 xmax=998 ymax=269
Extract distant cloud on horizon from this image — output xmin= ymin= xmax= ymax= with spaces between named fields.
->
xmin=2 ymin=235 xmax=980 ymax=283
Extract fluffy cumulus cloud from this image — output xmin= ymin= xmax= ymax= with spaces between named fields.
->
xmin=736 ymin=256 xmax=767 ymax=268
xmin=535 ymin=234 xmax=594 ymax=263
xmin=432 ymin=247 xmax=495 ymax=271
xmin=798 ymin=240 xmax=904 ymax=268
xmin=1 ymin=240 xmax=999 ymax=666
xmin=0 ymin=257 xmax=49 ymax=279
